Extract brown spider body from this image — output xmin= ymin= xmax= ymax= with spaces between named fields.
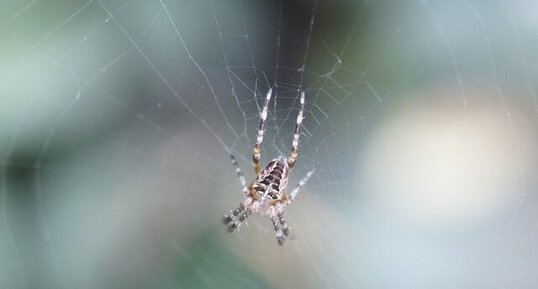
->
xmin=223 ymin=89 xmax=313 ymax=245
xmin=251 ymin=157 xmax=289 ymax=202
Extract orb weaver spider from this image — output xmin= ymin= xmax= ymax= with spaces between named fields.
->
xmin=223 ymin=88 xmax=314 ymax=245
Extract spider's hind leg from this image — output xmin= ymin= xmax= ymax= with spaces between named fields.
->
xmin=253 ymin=88 xmax=273 ymax=174
xmin=230 ymin=154 xmax=248 ymax=196
xmin=287 ymin=91 xmax=305 ymax=168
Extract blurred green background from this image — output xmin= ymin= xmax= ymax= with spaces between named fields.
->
xmin=1 ymin=0 xmax=538 ymax=288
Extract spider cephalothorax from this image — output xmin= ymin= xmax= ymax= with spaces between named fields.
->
xmin=223 ymin=88 xmax=314 ymax=245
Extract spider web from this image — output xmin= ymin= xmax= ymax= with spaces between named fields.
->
xmin=1 ymin=0 xmax=538 ymax=288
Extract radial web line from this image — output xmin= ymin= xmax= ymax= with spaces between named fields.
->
xmin=97 ymin=0 xmax=231 ymax=153
xmin=159 ymin=0 xmax=240 ymax=139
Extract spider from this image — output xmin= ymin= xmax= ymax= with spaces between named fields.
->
xmin=223 ymin=88 xmax=314 ymax=245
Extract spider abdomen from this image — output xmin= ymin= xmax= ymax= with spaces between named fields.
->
xmin=253 ymin=157 xmax=289 ymax=199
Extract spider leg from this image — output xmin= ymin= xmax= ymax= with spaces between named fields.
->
xmin=223 ymin=198 xmax=253 ymax=232
xmin=253 ymin=88 xmax=273 ymax=174
xmin=230 ymin=154 xmax=248 ymax=196
xmin=222 ymin=206 xmax=242 ymax=226
xmin=287 ymin=91 xmax=305 ymax=168
xmin=227 ymin=210 xmax=250 ymax=232
xmin=270 ymin=215 xmax=285 ymax=245
xmin=271 ymin=212 xmax=291 ymax=245
xmin=287 ymin=168 xmax=315 ymax=204
xmin=278 ymin=213 xmax=291 ymax=239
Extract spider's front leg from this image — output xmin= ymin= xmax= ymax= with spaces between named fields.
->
xmin=223 ymin=207 xmax=248 ymax=232
xmin=271 ymin=211 xmax=291 ymax=245
xmin=223 ymin=198 xmax=253 ymax=232
xmin=253 ymin=88 xmax=273 ymax=174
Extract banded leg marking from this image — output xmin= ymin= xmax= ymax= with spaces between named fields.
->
xmin=223 ymin=205 xmax=250 ymax=232
xmin=288 ymin=168 xmax=315 ymax=204
xmin=230 ymin=154 xmax=248 ymax=196
xmin=271 ymin=213 xmax=291 ymax=245
xmin=287 ymin=91 xmax=305 ymax=168
xmin=253 ymin=88 xmax=273 ymax=174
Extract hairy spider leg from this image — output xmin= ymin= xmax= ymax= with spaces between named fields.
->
xmin=270 ymin=215 xmax=284 ymax=245
xmin=271 ymin=212 xmax=291 ymax=245
xmin=223 ymin=197 xmax=253 ymax=232
xmin=230 ymin=154 xmax=248 ymax=196
xmin=287 ymin=91 xmax=305 ymax=168
xmin=287 ymin=168 xmax=315 ymax=204
xmin=278 ymin=212 xmax=291 ymax=239
xmin=222 ymin=206 xmax=241 ymax=226
xmin=253 ymin=88 xmax=273 ymax=174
